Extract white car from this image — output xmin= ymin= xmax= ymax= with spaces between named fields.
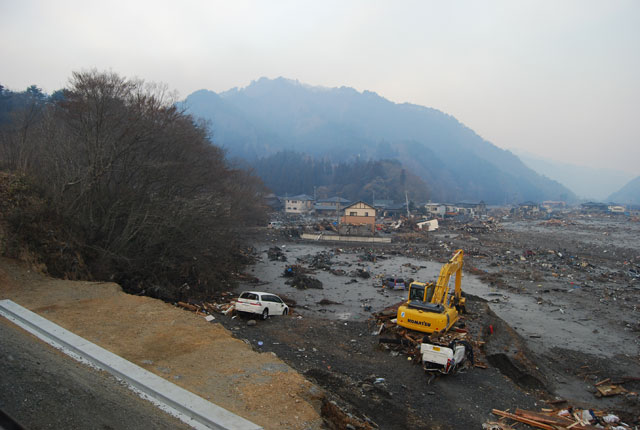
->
xmin=235 ymin=291 xmax=289 ymax=320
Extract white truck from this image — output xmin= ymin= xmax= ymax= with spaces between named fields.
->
xmin=420 ymin=339 xmax=473 ymax=374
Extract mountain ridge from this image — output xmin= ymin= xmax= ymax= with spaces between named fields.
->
xmin=182 ymin=77 xmax=575 ymax=204
xmin=608 ymin=176 xmax=640 ymax=205
xmin=513 ymin=149 xmax=635 ymax=201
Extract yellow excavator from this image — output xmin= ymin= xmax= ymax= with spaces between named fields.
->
xmin=396 ymin=249 xmax=466 ymax=334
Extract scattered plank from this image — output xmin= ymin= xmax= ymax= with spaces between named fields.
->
xmin=491 ymin=409 xmax=554 ymax=430
xmin=545 ymin=398 xmax=567 ymax=405
xmin=596 ymin=384 xmax=628 ymax=397
xmin=177 ymin=301 xmax=198 ymax=312
xmin=515 ymin=409 xmax=575 ymax=427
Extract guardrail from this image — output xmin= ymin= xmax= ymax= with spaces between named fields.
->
xmin=0 ymin=300 xmax=262 ymax=430
xmin=300 ymin=233 xmax=391 ymax=243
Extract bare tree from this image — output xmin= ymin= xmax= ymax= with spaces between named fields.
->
xmin=1 ymin=70 xmax=267 ymax=299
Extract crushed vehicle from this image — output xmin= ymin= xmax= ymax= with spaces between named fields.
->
xmin=384 ymin=278 xmax=406 ymax=290
xmin=235 ymin=291 xmax=289 ymax=320
xmin=396 ymin=249 xmax=466 ymax=334
xmin=420 ymin=338 xmax=473 ymax=374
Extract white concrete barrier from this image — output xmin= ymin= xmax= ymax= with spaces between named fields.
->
xmin=300 ymin=233 xmax=391 ymax=243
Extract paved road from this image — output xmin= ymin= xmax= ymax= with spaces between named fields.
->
xmin=0 ymin=317 xmax=192 ymax=430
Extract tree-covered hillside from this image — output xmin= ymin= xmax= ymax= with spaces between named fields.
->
xmin=252 ymin=151 xmax=429 ymax=202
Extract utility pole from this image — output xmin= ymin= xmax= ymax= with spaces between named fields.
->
xmin=405 ymin=191 xmax=410 ymax=218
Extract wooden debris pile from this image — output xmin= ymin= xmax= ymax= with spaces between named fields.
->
xmin=176 ymin=299 xmax=236 ymax=316
xmin=267 ymin=246 xmax=287 ymax=261
xmin=283 ymin=264 xmax=314 ymax=277
xmin=285 ymin=273 xmax=323 ymax=289
xmin=311 ymin=220 xmax=338 ymax=233
xmin=488 ymin=407 xmax=631 ymax=429
xmin=594 ymin=377 xmax=639 ymax=398
xmin=539 ymin=218 xmax=577 ymax=227
xmin=370 ymin=304 xmax=488 ymax=370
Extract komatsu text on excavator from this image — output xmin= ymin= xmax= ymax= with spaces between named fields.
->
xmin=396 ymin=249 xmax=466 ymax=334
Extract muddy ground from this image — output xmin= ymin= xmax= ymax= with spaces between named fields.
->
xmin=223 ymin=215 xmax=640 ymax=429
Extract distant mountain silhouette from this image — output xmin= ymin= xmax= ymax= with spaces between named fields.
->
xmin=513 ymin=150 xmax=634 ymax=201
xmin=183 ymin=77 xmax=575 ymax=204
xmin=608 ymin=176 xmax=640 ymax=205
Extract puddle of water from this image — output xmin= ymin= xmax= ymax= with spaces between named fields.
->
xmin=241 ymin=242 xmax=638 ymax=359
xmin=242 ymin=243 xmax=438 ymax=321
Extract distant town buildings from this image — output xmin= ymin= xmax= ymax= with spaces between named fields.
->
xmin=267 ymin=193 xmax=633 ymax=225
xmin=284 ymin=194 xmax=314 ymax=214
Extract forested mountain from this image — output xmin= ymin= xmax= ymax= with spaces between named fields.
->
xmin=252 ymin=151 xmax=430 ymax=203
xmin=183 ymin=77 xmax=575 ymax=204
xmin=608 ymin=176 xmax=640 ymax=205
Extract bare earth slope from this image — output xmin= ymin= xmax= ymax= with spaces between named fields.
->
xmin=0 ymin=257 xmax=324 ymax=430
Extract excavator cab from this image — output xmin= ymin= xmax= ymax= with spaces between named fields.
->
xmin=396 ymin=250 xmax=466 ymax=334
xmin=407 ymin=282 xmax=435 ymax=303
xmin=409 ymin=283 xmax=424 ymax=301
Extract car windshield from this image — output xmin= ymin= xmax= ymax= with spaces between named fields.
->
xmin=239 ymin=292 xmax=258 ymax=300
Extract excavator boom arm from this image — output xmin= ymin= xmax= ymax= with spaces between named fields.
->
xmin=433 ymin=250 xmax=463 ymax=305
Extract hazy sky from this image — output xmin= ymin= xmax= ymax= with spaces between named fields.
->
xmin=2 ymin=0 xmax=639 ymax=175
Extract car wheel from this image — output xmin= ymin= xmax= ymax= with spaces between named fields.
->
xmin=261 ymin=308 xmax=269 ymax=320
xmin=282 ymin=308 xmax=288 ymax=316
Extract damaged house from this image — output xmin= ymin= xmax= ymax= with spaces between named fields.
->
xmin=314 ymin=197 xmax=351 ymax=216
xmin=340 ymin=201 xmax=377 ymax=235
xmin=285 ymin=194 xmax=315 ymax=215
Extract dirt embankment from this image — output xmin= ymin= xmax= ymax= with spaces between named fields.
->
xmin=0 ymin=257 xmax=325 ymax=430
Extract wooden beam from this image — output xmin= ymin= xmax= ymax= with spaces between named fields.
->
xmin=491 ymin=409 xmax=554 ymax=430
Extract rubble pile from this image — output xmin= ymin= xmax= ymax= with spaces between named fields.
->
xmin=371 ymin=305 xmax=488 ymax=372
xmin=351 ymin=268 xmax=370 ymax=279
xmin=445 ymin=218 xmax=503 ymax=234
xmin=296 ymin=250 xmax=335 ymax=271
xmin=283 ymin=264 xmax=313 ymax=277
xmin=310 ymin=220 xmax=338 ymax=233
xmin=539 ymin=218 xmax=577 ymax=227
xmin=267 ymin=246 xmax=287 ymax=261
xmin=359 ymin=251 xmax=383 ymax=262
xmin=401 ymin=262 xmax=424 ymax=273
xmin=175 ymin=297 xmax=236 ymax=317
xmin=488 ymin=407 xmax=631 ymax=430
xmin=285 ymin=274 xmax=323 ymax=290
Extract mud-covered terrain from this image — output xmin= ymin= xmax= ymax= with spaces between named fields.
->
xmin=225 ymin=215 xmax=640 ymax=429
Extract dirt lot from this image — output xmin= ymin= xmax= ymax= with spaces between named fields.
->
xmin=1 ymin=214 xmax=638 ymax=429
xmin=0 ymin=259 xmax=325 ymax=430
